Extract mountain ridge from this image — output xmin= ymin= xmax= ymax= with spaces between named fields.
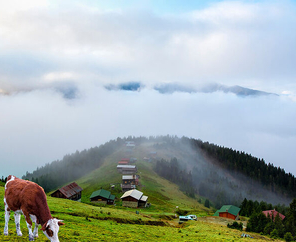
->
xmin=22 ymin=136 xmax=296 ymax=209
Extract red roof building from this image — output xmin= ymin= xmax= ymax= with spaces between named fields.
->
xmin=262 ymin=209 xmax=285 ymax=221
xmin=118 ymin=158 xmax=130 ymax=165
xmin=51 ymin=182 xmax=83 ymax=201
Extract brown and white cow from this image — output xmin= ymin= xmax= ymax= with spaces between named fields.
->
xmin=4 ymin=175 xmax=64 ymax=241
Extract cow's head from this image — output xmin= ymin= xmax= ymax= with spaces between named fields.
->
xmin=42 ymin=218 xmax=64 ymax=242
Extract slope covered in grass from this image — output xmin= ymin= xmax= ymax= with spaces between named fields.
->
xmin=74 ymin=145 xmax=208 ymax=214
xmin=0 ymin=185 xmax=282 ymax=242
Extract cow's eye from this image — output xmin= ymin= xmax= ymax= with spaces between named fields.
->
xmin=47 ymin=228 xmax=54 ymax=237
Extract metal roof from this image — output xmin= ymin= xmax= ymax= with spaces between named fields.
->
xmin=90 ymin=189 xmax=113 ymax=200
xmin=56 ymin=182 xmax=83 ymax=199
xmin=262 ymin=210 xmax=285 ymax=220
xmin=122 ymin=175 xmax=134 ymax=180
xmin=213 ymin=205 xmax=240 ymax=217
xmin=117 ymin=165 xmax=136 ymax=169
xmin=140 ymin=195 xmax=148 ymax=202
xmin=120 ymin=189 xmax=143 ymax=200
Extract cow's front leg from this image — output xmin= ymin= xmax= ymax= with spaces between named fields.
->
xmin=33 ymin=223 xmax=39 ymax=238
xmin=14 ymin=212 xmax=23 ymax=236
xmin=4 ymin=201 xmax=10 ymax=236
xmin=24 ymin=213 xmax=34 ymax=241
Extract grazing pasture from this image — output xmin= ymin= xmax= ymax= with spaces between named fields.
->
xmin=0 ymin=186 xmax=282 ymax=241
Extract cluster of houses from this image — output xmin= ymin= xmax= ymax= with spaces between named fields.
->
xmin=214 ymin=205 xmax=286 ymax=221
xmin=51 ymin=141 xmax=149 ymax=208
xmin=51 ymin=177 xmax=148 ymax=208
xmin=116 ymin=156 xmax=148 ymax=208
xmin=117 ymin=158 xmax=138 ymax=192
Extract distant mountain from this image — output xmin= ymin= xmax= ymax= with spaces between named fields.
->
xmin=154 ymin=83 xmax=196 ymax=94
xmin=102 ymin=80 xmax=278 ymax=97
xmin=154 ymin=82 xmax=277 ymax=97
xmin=200 ymin=83 xmax=278 ymax=97
xmin=105 ymin=82 xmax=143 ymax=91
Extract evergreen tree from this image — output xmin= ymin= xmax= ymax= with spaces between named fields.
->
xmin=285 ymin=198 xmax=296 ymax=236
xmin=204 ymin=199 xmax=210 ymax=208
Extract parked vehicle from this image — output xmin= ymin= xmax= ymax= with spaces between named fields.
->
xmin=179 ymin=214 xmax=197 ymax=223
xmin=188 ymin=214 xmax=197 ymax=220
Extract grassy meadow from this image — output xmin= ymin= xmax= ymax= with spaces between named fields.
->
xmin=0 ymin=186 xmax=283 ymax=241
xmin=0 ymin=146 xmax=285 ymax=241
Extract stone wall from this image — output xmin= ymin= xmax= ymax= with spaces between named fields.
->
xmin=122 ymin=201 xmax=138 ymax=208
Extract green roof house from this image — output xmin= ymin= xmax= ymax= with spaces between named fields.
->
xmin=90 ymin=189 xmax=115 ymax=205
xmin=214 ymin=205 xmax=240 ymax=220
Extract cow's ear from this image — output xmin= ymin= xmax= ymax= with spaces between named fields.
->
xmin=58 ymin=220 xmax=65 ymax=226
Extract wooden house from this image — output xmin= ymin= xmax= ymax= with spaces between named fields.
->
xmin=214 ymin=205 xmax=240 ymax=220
xmin=117 ymin=165 xmax=137 ymax=174
xmin=122 ymin=175 xmax=139 ymax=185
xmin=138 ymin=195 xmax=148 ymax=208
xmin=121 ymin=184 xmax=136 ymax=192
xmin=120 ymin=189 xmax=148 ymax=208
xmin=90 ymin=189 xmax=115 ymax=205
xmin=262 ymin=209 xmax=285 ymax=221
xmin=51 ymin=182 xmax=83 ymax=201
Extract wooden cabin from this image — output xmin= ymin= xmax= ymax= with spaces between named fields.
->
xmin=51 ymin=182 xmax=83 ymax=201
xmin=214 ymin=205 xmax=240 ymax=220
xmin=117 ymin=165 xmax=137 ymax=174
xmin=90 ymin=189 xmax=115 ymax=205
xmin=121 ymin=184 xmax=136 ymax=192
xmin=120 ymin=189 xmax=148 ymax=208
xmin=122 ymin=175 xmax=139 ymax=185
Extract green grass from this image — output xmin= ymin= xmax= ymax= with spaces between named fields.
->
xmin=0 ymin=145 xmax=284 ymax=241
xmin=74 ymin=147 xmax=209 ymax=215
xmin=0 ymin=186 xmax=283 ymax=241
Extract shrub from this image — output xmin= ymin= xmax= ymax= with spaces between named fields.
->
xmin=270 ymin=229 xmax=279 ymax=239
xmin=176 ymin=208 xmax=188 ymax=216
xmin=284 ymin=232 xmax=294 ymax=242
xmin=227 ymin=221 xmax=243 ymax=231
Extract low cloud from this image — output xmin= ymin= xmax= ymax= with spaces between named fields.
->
xmin=1 ymin=84 xmax=296 ymax=177
xmin=0 ymin=0 xmax=296 ymax=177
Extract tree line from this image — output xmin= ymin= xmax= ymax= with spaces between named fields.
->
xmin=22 ymin=138 xmax=124 ymax=192
xmin=241 ymin=198 xmax=296 ymax=241
xmin=154 ymin=158 xmax=195 ymax=198
xmin=189 ymin=138 xmax=296 ymax=197
xmin=21 ymin=135 xmax=296 ymax=205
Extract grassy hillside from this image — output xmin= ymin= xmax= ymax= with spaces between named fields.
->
xmin=0 ymin=144 xmax=285 ymax=241
xmin=0 ymin=185 xmax=283 ymax=241
xmin=74 ymin=146 xmax=207 ymax=214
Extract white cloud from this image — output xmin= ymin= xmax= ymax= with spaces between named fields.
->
xmin=0 ymin=0 xmax=296 ymax=177
xmin=0 ymin=0 xmax=295 ymax=93
xmin=43 ymin=72 xmax=77 ymax=82
xmin=1 ymin=85 xmax=296 ymax=177
xmin=0 ymin=0 xmax=48 ymax=13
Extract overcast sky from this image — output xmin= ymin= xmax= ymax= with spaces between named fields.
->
xmin=0 ymin=0 xmax=296 ymax=178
